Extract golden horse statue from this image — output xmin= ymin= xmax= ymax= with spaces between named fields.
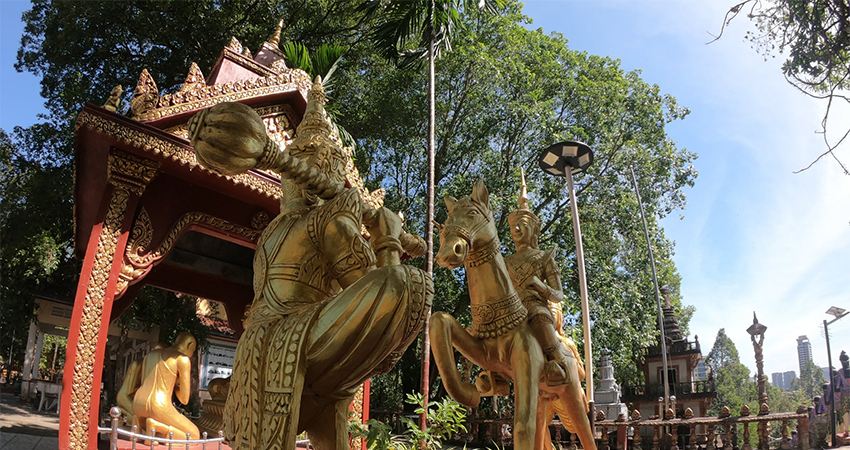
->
xmin=431 ymin=179 xmax=597 ymax=450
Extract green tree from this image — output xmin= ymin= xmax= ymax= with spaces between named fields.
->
xmin=706 ymin=329 xmax=755 ymax=415
xmin=0 ymin=126 xmax=78 ymax=371
xmin=339 ymin=2 xmax=696 ymax=389
xmin=714 ymin=0 xmax=850 ymax=174
xmin=795 ymin=358 xmax=827 ymax=399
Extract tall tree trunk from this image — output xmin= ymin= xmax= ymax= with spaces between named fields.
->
xmin=420 ymin=0 xmax=437 ymax=434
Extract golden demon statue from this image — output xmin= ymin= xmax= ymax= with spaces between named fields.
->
xmin=188 ymin=77 xmax=433 ymax=450
xmin=431 ymin=179 xmax=596 ymax=450
xmin=132 ymin=333 xmax=200 ymax=439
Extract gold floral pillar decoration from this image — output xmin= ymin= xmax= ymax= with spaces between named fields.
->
xmin=61 ymin=150 xmax=158 ymax=450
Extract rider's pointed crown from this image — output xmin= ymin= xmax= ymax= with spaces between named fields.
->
xmin=508 ymin=168 xmax=540 ymax=230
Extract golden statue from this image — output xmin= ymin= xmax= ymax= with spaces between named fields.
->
xmin=116 ymin=342 xmax=164 ymax=430
xmin=187 ymin=77 xmax=433 ymax=450
xmin=505 ymin=168 xmax=567 ymax=386
xmin=505 ymin=171 xmax=588 ymax=449
xmin=132 ymin=333 xmax=200 ymax=440
xmin=431 ymin=179 xmax=596 ymax=450
xmin=103 ymin=85 xmax=122 ymax=112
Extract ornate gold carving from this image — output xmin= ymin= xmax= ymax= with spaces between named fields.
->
xmin=180 ymin=62 xmax=206 ymax=93
xmin=228 ymin=36 xmax=243 ymax=53
xmin=134 ymin=70 xmax=310 ymax=122
xmin=466 ymin=237 xmax=500 ymax=268
xmin=270 ymin=59 xmax=289 ymax=73
xmin=68 ymin=188 xmax=131 ymax=449
xmin=131 ymin=208 xmax=153 ymax=252
xmin=127 ymin=212 xmax=260 ymax=267
xmin=469 ymin=292 xmax=527 ymax=339
xmin=164 ymin=104 xmax=296 ymax=147
xmin=117 ymin=211 xmax=260 ymax=295
xmin=76 ymin=111 xmax=281 ymax=199
xmin=251 ymin=211 xmax=271 ymax=230
xmin=108 ymin=151 xmax=159 ymax=196
xmin=130 ymin=69 xmax=159 ymax=118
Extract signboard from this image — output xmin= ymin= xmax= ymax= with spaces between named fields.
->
xmin=200 ymin=341 xmax=236 ymax=390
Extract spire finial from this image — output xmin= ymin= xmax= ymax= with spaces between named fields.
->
xmin=518 ymin=167 xmax=530 ymax=211
xmin=269 ymin=19 xmax=284 ymax=48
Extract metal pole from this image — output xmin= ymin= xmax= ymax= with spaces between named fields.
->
xmin=629 ymin=165 xmax=670 ymax=412
xmin=825 ymin=319 xmax=836 ymax=448
xmin=420 ymin=0 xmax=436 ymax=435
xmin=566 ymin=170 xmax=593 ymax=404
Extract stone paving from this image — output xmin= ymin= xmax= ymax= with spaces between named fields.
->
xmin=0 ymin=393 xmax=60 ymax=449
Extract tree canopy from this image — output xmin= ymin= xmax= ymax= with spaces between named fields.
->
xmin=6 ymin=0 xmax=698 ymax=409
xmin=715 ymin=0 xmax=850 ymax=174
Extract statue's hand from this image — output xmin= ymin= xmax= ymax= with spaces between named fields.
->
xmin=363 ymin=207 xmax=404 ymax=242
xmin=528 ymin=276 xmax=549 ymax=297
xmin=188 ymin=102 xmax=269 ymax=176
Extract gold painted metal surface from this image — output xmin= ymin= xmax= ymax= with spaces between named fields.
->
xmin=188 ymin=77 xmax=432 ymax=450
xmin=431 ymin=179 xmax=597 ymax=450
xmin=132 ymin=333 xmax=201 ymax=439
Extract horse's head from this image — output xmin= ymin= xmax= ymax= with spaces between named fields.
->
xmin=435 ymin=179 xmax=497 ymax=269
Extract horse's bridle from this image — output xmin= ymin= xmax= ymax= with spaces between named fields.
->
xmin=435 ymin=200 xmax=498 ymax=267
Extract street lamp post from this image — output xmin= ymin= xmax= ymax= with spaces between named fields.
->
xmin=629 ymin=165 xmax=671 ymax=413
xmin=825 ymin=306 xmax=848 ymax=448
xmin=538 ymin=141 xmax=595 ymax=421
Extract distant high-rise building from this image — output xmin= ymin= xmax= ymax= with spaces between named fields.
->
xmin=696 ymin=360 xmax=708 ymax=380
xmin=783 ymin=371 xmax=797 ymax=390
xmin=798 ymin=335 xmax=813 ymax=373
xmin=770 ymin=371 xmax=797 ymax=390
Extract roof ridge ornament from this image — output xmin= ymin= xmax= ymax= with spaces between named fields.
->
xmin=179 ymin=62 xmax=206 ymax=93
xmin=130 ymin=69 xmax=159 ymax=118
xmin=269 ymin=19 xmax=284 ymax=49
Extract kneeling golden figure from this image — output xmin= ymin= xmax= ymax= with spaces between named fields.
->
xmin=132 ymin=333 xmax=200 ymax=440
xmin=188 ymin=77 xmax=433 ymax=450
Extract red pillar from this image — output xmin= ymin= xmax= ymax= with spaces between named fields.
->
xmin=60 ymin=151 xmax=159 ymax=450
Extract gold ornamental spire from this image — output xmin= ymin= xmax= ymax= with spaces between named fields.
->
xmin=293 ymin=76 xmax=334 ymax=141
xmin=518 ymin=167 xmax=530 ymax=211
xmin=269 ymin=19 xmax=284 ymax=48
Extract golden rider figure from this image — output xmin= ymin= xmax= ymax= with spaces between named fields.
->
xmin=187 ymin=77 xmax=433 ymax=450
xmin=505 ymin=170 xmax=568 ymax=386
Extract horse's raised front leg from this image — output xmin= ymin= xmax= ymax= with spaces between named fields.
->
xmin=536 ymin=395 xmax=550 ymax=450
xmin=511 ymin=331 xmax=543 ymax=450
xmin=557 ymin=357 xmax=597 ymax=450
xmin=429 ymin=312 xmax=486 ymax=407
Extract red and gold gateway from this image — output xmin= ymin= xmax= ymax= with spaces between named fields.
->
xmin=61 ymin=27 xmax=382 ymax=450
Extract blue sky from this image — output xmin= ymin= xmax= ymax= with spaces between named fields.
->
xmin=2 ymin=0 xmax=849 ymax=379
